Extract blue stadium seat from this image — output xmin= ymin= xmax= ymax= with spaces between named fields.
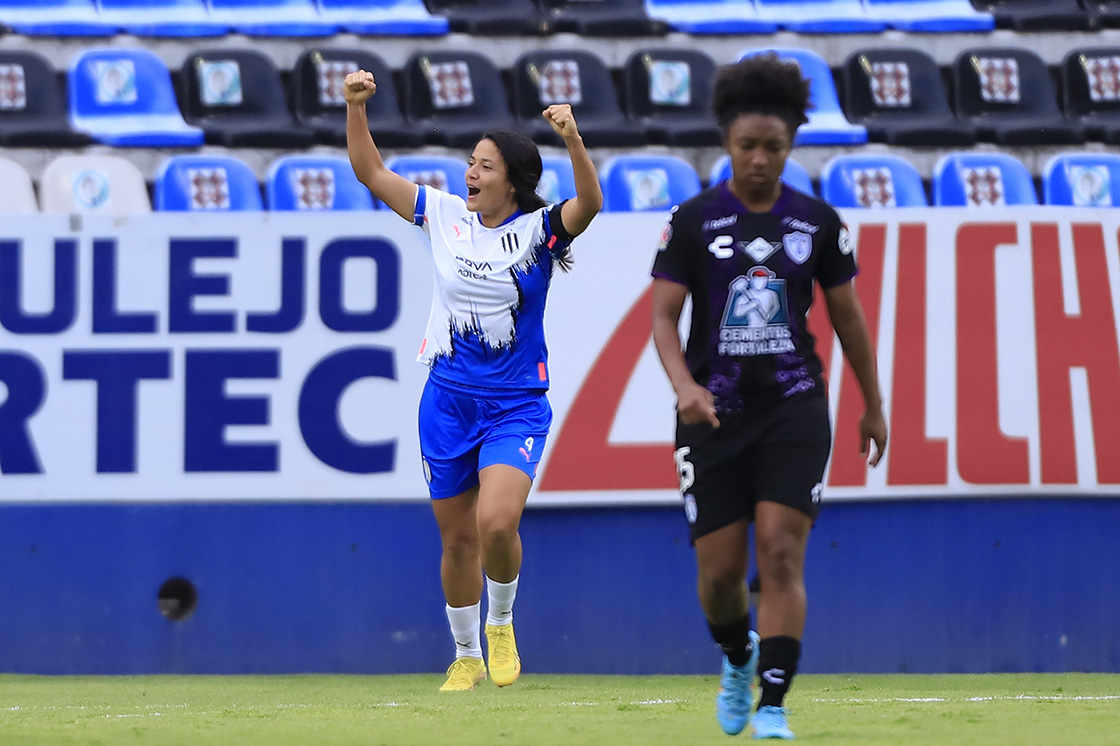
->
xmin=68 ymin=48 xmax=204 ymax=147
xmin=402 ymin=50 xmax=515 ymax=147
xmin=207 ymin=0 xmax=338 ymax=36
xmin=155 ymin=154 xmax=263 ymax=211
xmin=0 ymin=50 xmax=94 ymax=146
xmin=645 ymin=0 xmax=779 ymax=34
xmin=709 ymin=155 xmax=814 ymax=195
xmin=317 ymin=0 xmax=449 ymax=35
xmin=267 ymin=155 xmax=375 ymax=211
xmin=384 ymin=154 xmax=469 ymax=202
xmin=599 ymin=154 xmax=701 ymax=212
xmin=754 ymin=0 xmax=887 ymax=32
xmin=623 ymin=47 xmax=722 ymax=147
xmin=1042 ymin=152 xmax=1120 ymax=206
xmin=0 ymin=0 xmax=114 ymax=36
xmin=843 ymin=48 xmax=976 ymax=146
xmin=864 ymin=0 xmax=994 ymax=31
xmin=738 ymin=48 xmax=868 ymax=146
xmin=538 ymin=155 xmax=577 ymax=204
xmin=954 ymin=47 xmax=1084 ymax=145
xmin=180 ymin=48 xmax=315 ymax=147
xmin=933 ymin=152 xmax=1038 ymax=206
xmin=511 ymin=49 xmax=646 ymax=147
xmin=97 ymin=0 xmax=229 ymax=37
xmin=820 ymin=153 xmax=928 ymax=207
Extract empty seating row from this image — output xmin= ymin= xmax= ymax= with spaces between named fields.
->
xmin=9 ymin=151 xmax=1120 ymax=214
xmin=0 ymin=0 xmax=1001 ymax=37
xmin=4 ymin=44 xmax=1119 ymax=152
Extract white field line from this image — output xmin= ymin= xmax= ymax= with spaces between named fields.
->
xmin=812 ymin=695 xmax=1120 ymax=703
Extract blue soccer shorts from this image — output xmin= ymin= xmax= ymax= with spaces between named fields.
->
xmin=418 ymin=378 xmax=552 ymax=500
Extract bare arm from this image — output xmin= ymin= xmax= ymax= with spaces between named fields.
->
xmin=823 ymin=280 xmax=887 ymax=466
xmin=543 ymin=104 xmax=602 ymax=236
xmin=651 ymin=278 xmax=719 ymax=428
xmin=344 ymin=70 xmax=419 ymax=222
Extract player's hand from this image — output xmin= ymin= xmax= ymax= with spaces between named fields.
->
xmin=344 ymin=70 xmax=376 ymax=105
xmin=860 ymin=409 xmax=887 ymax=467
xmin=677 ymin=382 xmax=720 ymax=429
xmin=542 ymin=104 xmax=580 ymax=141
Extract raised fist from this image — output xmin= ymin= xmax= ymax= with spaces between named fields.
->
xmin=343 ymin=70 xmax=376 ymax=105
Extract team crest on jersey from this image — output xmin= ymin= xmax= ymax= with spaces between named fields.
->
xmin=839 ymin=226 xmax=855 ymax=255
xmin=783 ymin=231 xmax=812 ymax=264
xmin=718 ymin=266 xmax=794 ymax=357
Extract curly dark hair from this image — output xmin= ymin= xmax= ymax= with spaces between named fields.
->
xmin=711 ymin=53 xmax=812 ymax=139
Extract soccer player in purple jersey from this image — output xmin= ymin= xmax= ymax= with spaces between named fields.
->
xmin=344 ymin=70 xmax=602 ymax=692
xmin=650 ymin=54 xmax=888 ymax=739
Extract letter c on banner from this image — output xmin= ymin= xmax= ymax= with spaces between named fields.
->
xmin=299 ymin=347 xmax=396 ymax=474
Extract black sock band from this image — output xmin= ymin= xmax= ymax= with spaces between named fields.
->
xmin=758 ymin=635 xmax=801 ymax=708
xmin=707 ymin=615 xmax=754 ymax=667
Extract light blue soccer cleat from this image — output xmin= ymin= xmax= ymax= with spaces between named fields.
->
xmin=752 ymin=705 xmax=795 ymax=739
xmin=716 ymin=629 xmax=761 ymax=735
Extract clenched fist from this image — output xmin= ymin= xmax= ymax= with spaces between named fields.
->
xmin=542 ymin=104 xmax=581 ymax=141
xmin=343 ymin=70 xmax=377 ymax=106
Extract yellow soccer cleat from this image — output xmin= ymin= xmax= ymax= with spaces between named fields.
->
xmin=439 ymin=656 xmax=487 ymax=692
xmin=485 ymin=623 xmax=521 ymax=687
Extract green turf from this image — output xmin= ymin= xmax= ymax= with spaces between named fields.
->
xmin=1 ymin=673 xmax=1116 ymax=745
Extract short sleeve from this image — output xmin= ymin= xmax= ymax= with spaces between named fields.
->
xmin=815 ymin=207 xmax=859 ymax=289
xmin=650 ymin=205 xmax=692 ymax=287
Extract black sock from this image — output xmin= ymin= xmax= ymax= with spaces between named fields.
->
xmin=757 ymin=636 xmax=801 ymax=709
xmin=707 ymin=615 xmax=754 ymax=667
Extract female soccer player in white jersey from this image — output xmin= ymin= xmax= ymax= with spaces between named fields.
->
xmin=344 ymin=69 xmax=602 ymax=692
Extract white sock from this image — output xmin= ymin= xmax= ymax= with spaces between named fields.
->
xmin=446 ymin=602 xmax=482 ymax=659
xmin=486 ymin=575 xmax=518 ymax=627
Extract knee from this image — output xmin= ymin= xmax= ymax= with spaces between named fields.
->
xmin=699 ymin=560 xmax=748 ymax=598
xmin=441 ymin=527 xmax=478 ymax=563
xmin=478 ymin=512 xmax=520 ymax=552
xmin=756 ymin=536 xmax=804 ymax=589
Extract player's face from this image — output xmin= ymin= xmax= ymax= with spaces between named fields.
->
xmin=466 ymin=139 xmax=516 ymax=216
xmin=724 ymin=113 xmax=791 ymax=197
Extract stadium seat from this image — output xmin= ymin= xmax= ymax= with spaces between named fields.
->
xmin=933 ymin=152 xmax=1038 ymax=206
xmin=317 ymin=0 xmax=448 ymax=34
xmin=623 ymin=48 xmax=722 ymax=147
xmin=1042 ymin=152 xmax=1120 ymax=206
xmin=402 ymin=50 xmax=515 ymax=148
xmin=820 ymin=153 xmax=928 ymax=207
xmin=864 ymin=0 xmax=994 ymax=31
xmin=0 ymin=158 xmax=38 ymax=213
xmin=739 ymin=48 xmax=868 ymax=146
xmin=954 ymin=47 xmax=1084 ymax=145
xmin=96 ymin=0 xmax=229 ymax=37
xmin=206 ymin=0 xmax=338 ymax=36
xmin=0 ymin=50 xmax=95 ymax=146
xmin=1062 ymin=48 xmax=1120 ymax=144
xmin=709 ymin=155 xmax=815 ymax=195
xmin=538 ymin=155 xmax=578 ymax=204
xmin=599 ymin=154 xmax=701 ymax=212
xmin=511 ymin=49 xmax=645 ymax=148
xmin=180 ymin=48 xmax=315 ymax=148
xmin=267 ymin=155 xmax=375 ymax=211
xmin=383 ymin=154 xmax=469 ymax=202
xmin=1095 ymin=0 xmax=1120 ymax=27
xmin=40 ymin=155 xmax=152 ymax=213
xmin=540 ymin=0 xmax=669 ymax=35
xmin=0 ymin=0 xmax=114 ymax=36
xmin=68 ymin=48 xmax=204 ymax=147
xmin=422 ymin=0 xmax=546 ymax=34
xmin=972 ymin=0 xmax=1094 ymax=30
xmin=645 ymin=0 xmax=779 ymax=34
xmin=754 ymin=0 xmax=887 ymax=32
xmin=842 ymin=48 xmax=976 ymax=146
xmin=155 ymin=154 xmax=263 ymax=211
xmin=293 ymin=48 xmax=423 ymax=148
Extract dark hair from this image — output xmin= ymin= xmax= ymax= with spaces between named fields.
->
xmin=711 ymin=53 xmax=811 ymax=140
xmin=481 ymin=129 xmax=547 ymax=213
xmin=479 ymin=128 xmax=573 ymax=272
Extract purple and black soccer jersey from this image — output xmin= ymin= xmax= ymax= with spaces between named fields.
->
xmin=651 ymin=181 xmax=857 ymax=413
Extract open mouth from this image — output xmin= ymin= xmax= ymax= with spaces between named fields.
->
xmin=467 ymin=186 xmax=480 ymax=197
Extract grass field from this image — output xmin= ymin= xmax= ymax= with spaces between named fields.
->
xmin=2 ymin=673 xmax=1117 ymax=745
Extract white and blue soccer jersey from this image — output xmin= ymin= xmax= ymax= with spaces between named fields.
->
xmin=413 ymin=185 xmax=574 ymax=392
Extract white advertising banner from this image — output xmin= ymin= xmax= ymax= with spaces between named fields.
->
xmin=1 ymin=209 xmax=1118 ymax=504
